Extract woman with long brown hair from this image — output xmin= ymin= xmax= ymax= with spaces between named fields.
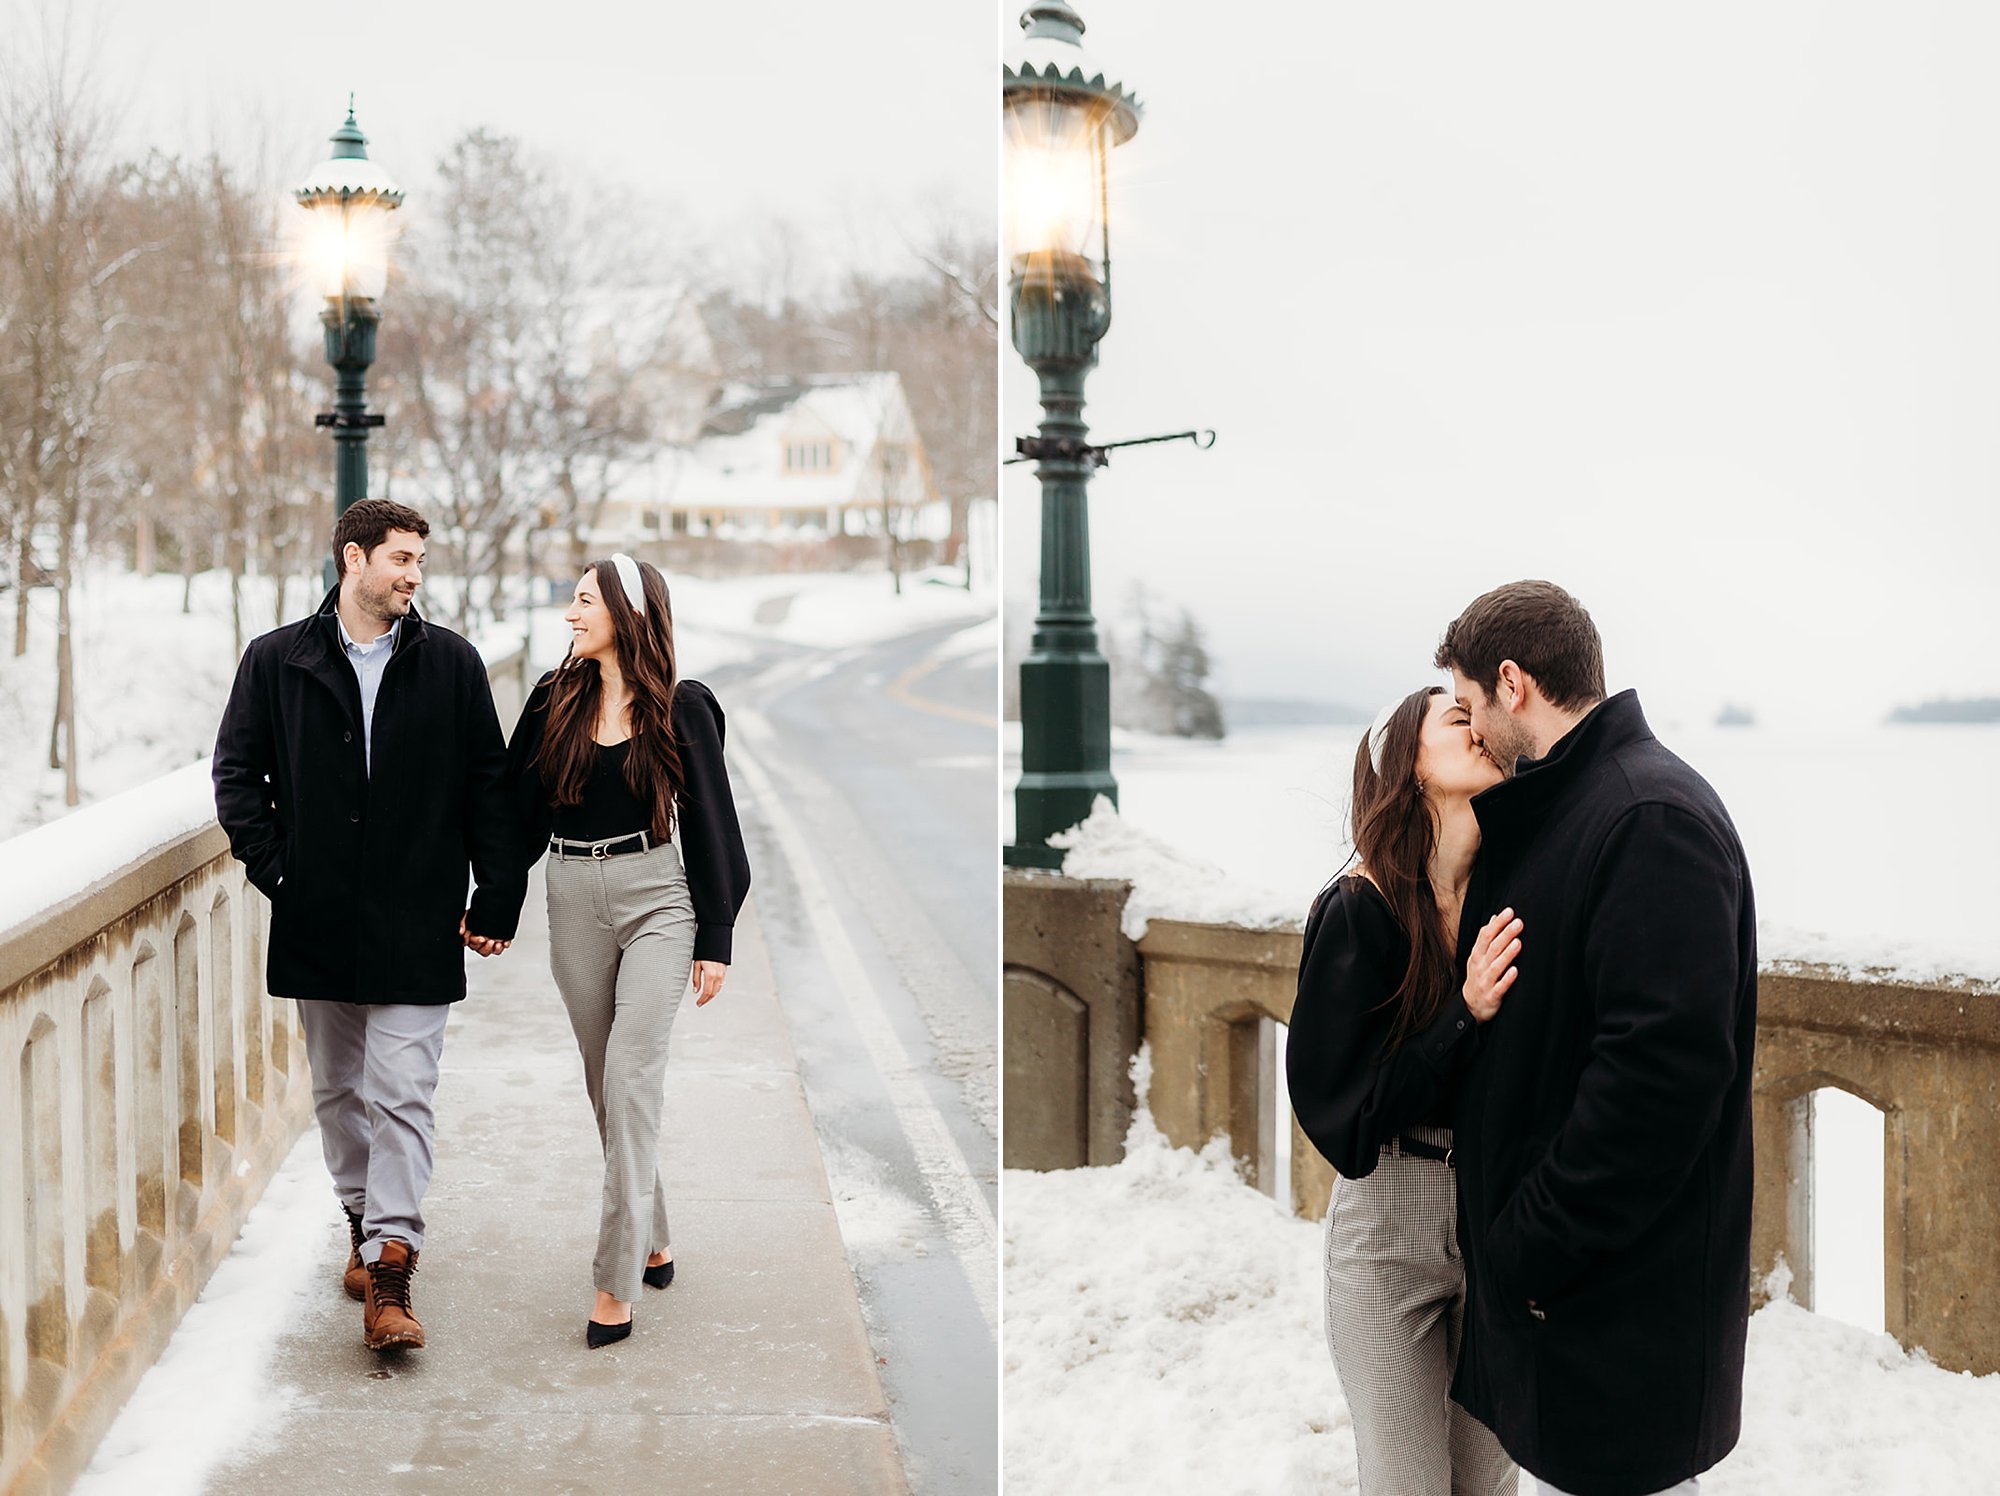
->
xmin=473 ymin=552 xmax=750 ymax=1347
xmin=1285 ymin=685 xmax=1522 ymax=1495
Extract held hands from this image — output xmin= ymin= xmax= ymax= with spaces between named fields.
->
xmin=1463 ymin=908 xmax=1523 ymax=1022
xmin=459 ymin=912 xmax=512 ymax=958
xmin=691 ymin=960 xmax=728 ymax=1006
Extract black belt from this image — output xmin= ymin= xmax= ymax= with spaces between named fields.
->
xmin=1395 ymin=1134 xmax=1455 ymax=1167
xmin=549 ymin=830 xmax=653 ymax=860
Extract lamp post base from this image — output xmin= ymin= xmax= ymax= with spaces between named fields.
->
xmin=1010 ymin=648 xmax=1117 ymax=867
xmin=1005 ymin=763 xmax=1120 ymax=870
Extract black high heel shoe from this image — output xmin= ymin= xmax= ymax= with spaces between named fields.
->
xmin=642 ymin=1258 xmax=675 ymax=1290
xmin=586 ymin=1314 xmax=633 ymax=1349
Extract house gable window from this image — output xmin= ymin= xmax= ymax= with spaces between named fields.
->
xmin=784 ymin=439 xmax=837 ymax=474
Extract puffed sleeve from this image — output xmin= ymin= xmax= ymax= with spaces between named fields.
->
xmin=1285 ymin=880 xmax=1480 ymax=1178
xmin=462 ymin=672 xmax=556 ymax=941
xmin=673 ymin=679 xmax=751 ymax=964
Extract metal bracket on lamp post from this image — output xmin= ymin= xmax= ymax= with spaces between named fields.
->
xmin=1006 ymin=428 xmax=1216 ymax=467
xmin=314 ymin=411 xmax=386 ymax=430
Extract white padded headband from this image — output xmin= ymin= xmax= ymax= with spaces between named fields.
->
xmin=610 ymin=553 xmax=646 ymax=617
xmin=1367 ymin=699 xmax=1400 ymax=776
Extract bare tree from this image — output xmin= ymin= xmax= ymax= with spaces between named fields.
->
xmin=0 ymin=16 xmax=159 ymax=804
xmin=900 ymin=213 xmax=998 ymax=583
xmin=393 ymin=130 xmax=566 ymax=633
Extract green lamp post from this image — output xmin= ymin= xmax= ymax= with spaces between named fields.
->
xmin=1003 ymin=0 xmax=1141 ymax=868
xmin=295 ymin=101 xmax=403 ymax=589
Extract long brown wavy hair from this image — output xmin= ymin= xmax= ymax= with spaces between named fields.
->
xmin=534 ymin=557 xmax=686 ymax=843
xmin=1347 ymin=685 xmax=1452 ymax=1056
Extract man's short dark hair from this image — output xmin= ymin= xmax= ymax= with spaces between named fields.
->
xmin=1433 ymin=580 xmax=1606 ymax=712
xmin=332 ymin=499 xmax=430 ymax=578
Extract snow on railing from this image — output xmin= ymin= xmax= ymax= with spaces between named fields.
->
xmin=0 ymin=760 xmax=218 ymax=948
xmin=1050 ymin=797 xmax=2000 ymax=987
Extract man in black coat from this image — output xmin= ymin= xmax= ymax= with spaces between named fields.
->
xmin=1436 ymin=581 xmax=1757 ymax=1496
xmin=213 ymin=499 xmax=517 ymax=1353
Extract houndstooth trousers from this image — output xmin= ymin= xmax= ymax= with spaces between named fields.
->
xmin=545 ymin=836 xmax=698 ymax=1303
xmin=1324 ymin=1124 xmax=1518 ymax=1496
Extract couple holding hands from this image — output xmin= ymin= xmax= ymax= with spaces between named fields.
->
xmin=1287 ymin=581 xmax=1758 ymax=1496
xmin=212 ymin=498 xmax=750 ymax=1354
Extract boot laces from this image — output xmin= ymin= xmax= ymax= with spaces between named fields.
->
xmin=367 ymin=1255 xmax=416 ymax=1313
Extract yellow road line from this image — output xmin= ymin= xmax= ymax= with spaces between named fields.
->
xmin=886 ymin=653 xmax=998 ymax=729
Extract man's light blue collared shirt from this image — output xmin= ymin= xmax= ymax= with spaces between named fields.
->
xmin=336 ymin=613 xmax=400 ymax=775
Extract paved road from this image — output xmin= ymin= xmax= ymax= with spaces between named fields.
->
xmin=702 ymin=605 xmax=998 ymax=1496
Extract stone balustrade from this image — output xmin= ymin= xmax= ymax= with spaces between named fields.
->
xmin=0 ymin=642 xmax=528 ymax=1496
xmin=1003 ymin=868 xmax=2000 ymax=1376
xmin=0 ymin=788 xmax=303 ymax=1496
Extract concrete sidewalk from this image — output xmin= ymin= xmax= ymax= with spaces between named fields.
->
xmin=205 ymin=867 xmax=907 ymax=1495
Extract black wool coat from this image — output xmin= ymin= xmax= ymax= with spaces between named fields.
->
xmin=212 ymin=590 xmax=516 ymax=1005
xmin=474 ymin=672 xmax=751 ymax=966
xmin=1448 ymin=690 xmax=1758 ymax=1496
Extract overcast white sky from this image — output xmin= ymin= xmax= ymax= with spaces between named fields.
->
xmin=52 ymin=0 xmax=993 ymax=280
xmin=1002 ymin=1 xmax=2000 ymax=729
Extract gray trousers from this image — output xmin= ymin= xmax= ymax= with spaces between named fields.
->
xmin=545 ymin=836 xmax=698 ymax=1303
xmin=297 ymin=998 xmax=450 ymax=1262
xmin=1324 ymin=1126 xmax=1518 ymax=1496
xmin=1537 ymin=1482 xmax=1697 ymax=1496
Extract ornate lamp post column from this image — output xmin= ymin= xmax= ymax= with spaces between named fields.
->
xmin=1003 ymin=0 xmax=1141 ymax=868
xmin=294 ymin=101 xmax=403 ymax=588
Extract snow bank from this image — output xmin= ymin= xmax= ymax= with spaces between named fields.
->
xmin=926 ymin=615 xmax=1000 ymax=665
xmin=671 ymin=567 xmax=992 ymax=649
xmin=73 ymin=1128 xmax=332 ymax=1496
xmin=0 ymin=569 xmax=257 ymax=840
xmin=0 ymin=760 xmax=216 ymax=940
xmin=1002 ymin=1055 xmax=2000 ymax=1496
xmin=1051 ymin=797 xmax=1297 ymax=941
xmin=1003 ymin=1052 xmax=1350 ymax=1493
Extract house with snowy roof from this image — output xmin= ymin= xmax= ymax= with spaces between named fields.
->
xmin=580 ymin=371 xmax=943 ymax=546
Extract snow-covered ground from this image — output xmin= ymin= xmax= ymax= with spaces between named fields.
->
xmin=1002 ymin=1056 xmax=2000 ymax=1496
xmin=1008 ymin=718 xmax=2000 ymax=984
xmin=0 ymin=564 xmax=991 ymax=842
xmin=72 ymin=1128 xmax=329 ymax=1496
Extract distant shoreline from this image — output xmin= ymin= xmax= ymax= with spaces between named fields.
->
xmin=1885 ymin=697 xmax=2000 ymax=725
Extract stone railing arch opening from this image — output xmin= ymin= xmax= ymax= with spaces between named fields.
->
xmin=1807 ymin=1082 xmax=1888 ymax=1334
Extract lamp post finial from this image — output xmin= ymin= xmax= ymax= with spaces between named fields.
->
xmin=1021 ymin=0 xmax=1086 ymax=43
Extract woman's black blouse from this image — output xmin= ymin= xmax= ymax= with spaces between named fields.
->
xmin=482 ymin=673 xmax=752 ymax=965
xmin=1285 ymin=875 xmax=1480 ymax=1178
xmin=551 ymin=739 xmax=650 ymax=843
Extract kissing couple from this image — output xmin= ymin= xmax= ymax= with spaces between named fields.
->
xmin=1287 ymin=580 xmax=1758 ymax=1496
xmin=213 ymin=499 xmax=751 ymax=1353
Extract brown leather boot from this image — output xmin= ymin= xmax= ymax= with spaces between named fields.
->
xmin=362 ymin=1240 xmax=424 ymax=1351
xmin=342 ymin=1207 xmax=367 ymax=1301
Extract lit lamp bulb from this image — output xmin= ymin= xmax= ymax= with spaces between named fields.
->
xmin=1004 ymin=98 xmax=1103 ymax=264
xmin=1003 ymin=1 xmax=1139 ymax=287
xmin=294 ymin=103 xmax=402 ymax=301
